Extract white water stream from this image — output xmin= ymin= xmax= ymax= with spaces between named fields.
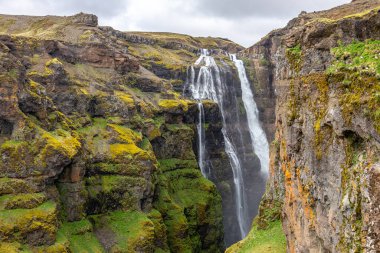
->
xmin=188 ymin=49 xmax=250 ymax=237
xmin=230 ymin=54 xmax=269 ymax=176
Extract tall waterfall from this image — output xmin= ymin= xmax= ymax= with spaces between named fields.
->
xmin=230 ymin=54 xmax=269 ymax=176
xmin=188 ymin=49 xmax=250 ymax=238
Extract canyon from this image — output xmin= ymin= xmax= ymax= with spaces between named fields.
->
xmin=0 ymin=0 xmax=379 ymax=252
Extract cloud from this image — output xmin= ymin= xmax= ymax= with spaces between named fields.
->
xmin=193 ymin=0 xmax=350 ymax=18
xmin=0 ymin=0 xmax=351 ymax=47
xmin=0 ymin=0 xmax=128 ymax=17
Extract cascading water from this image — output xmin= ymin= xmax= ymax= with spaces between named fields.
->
xmin=196 ymin=102 xmax=207 ymax=177
xmin=230 ymin=54 xmax=269 ymax=176
xmin=188 ymin=49 xmax=250 ymax=238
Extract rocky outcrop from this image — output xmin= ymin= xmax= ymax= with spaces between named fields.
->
xmin=231 ymin=0 xmax=380 ymax=252
xmin=0 ymin=13 xmax=235 ymax=252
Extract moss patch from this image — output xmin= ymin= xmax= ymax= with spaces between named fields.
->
xmin=92 ymin=211 xmax=156 ymax=252
xmin=226 ymin=220 xmax=286 ymax=253
xmin=0 ymin=201 xmax=57 ymax=245
xmin=58 ymin=219 xmax=104 ymax=253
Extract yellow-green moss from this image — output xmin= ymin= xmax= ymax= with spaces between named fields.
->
xmin=0 ymin=178 xmax=34 ymax=195
xmin=286 ymin=79 xmax=299 ymax=123
xmin=0 ymin=193 xmax=46 ymax=210
xmin=109 ymin=143 xmax=144 ymax=158
xmin=40 ymin=130 xmax=81 ymax=159
xmin=45 ymin=58 xmax=63 ymax=67
xmin=286 ymin=44 xmax=303 ymax=73
xmin=114 ymin=91 xmax=135 ymax=107
xmin=79 ymin=30 xmax=95 ymax=42
xmin=107 ymin=124 xmax=142 ymax=144
xmin=158 ymin=99 xmax=189 ymax=112
xmin=0 ymin=201 xmax=57 ymax=244
xmin=301 ymin=73 xmax=329 ymax=160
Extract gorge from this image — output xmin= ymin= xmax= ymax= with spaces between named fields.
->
xmin=0 ymin=0 xmax=379 ymax=252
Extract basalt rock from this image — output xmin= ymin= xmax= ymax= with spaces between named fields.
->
xmin=0 ymin=13 xmax=233 ymax=252
xmin=231 ymin=0 xmax=380 ymax=252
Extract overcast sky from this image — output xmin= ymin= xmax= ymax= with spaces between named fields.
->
xmin=0 ymin=0 xmax=350 ymax=47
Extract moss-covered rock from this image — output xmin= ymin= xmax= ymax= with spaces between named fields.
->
xmin=92 ymin=210 xmax=156 ymax=252
xmin=57 ymin=219 xmax=104 ymax=253
xmin=0 ymin=201 xmax=58 ymax=245
xmin=154 ymin=161 xmax=224 ymax=252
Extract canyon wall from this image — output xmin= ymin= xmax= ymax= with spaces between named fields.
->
xmin=230 ymin=0 xmax=380 ymax=252
xmin=0 ymin=13 xmax=247 ymax=252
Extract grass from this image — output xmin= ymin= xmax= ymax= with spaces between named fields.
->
xmin=226 ymin=220 xmax=286 ymax=253
xmin=327 ymin=40 xmax=380 ymax=133
xmin=327 ymin=40 xmax=380 ymax=76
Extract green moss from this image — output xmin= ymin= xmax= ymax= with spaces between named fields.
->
xmin=58 ymin=219 xmax=104 ymax=253
xmin=159 ymin=159 xmax=198 ymax=172
xmin=301 ymin=73 xmax=329 ymax=160
xmin=328 ymin=40 xmax=380 ymax=76
xmin=255 ymin=199 xmax=283 ymax=230
xmin=0 ymin=178 xmax=34 ymax=195
xmin=92 ymin=211 xmax=156 ymax=252
xmin=148 ymin=209 xmax=170 ymax=252
xmin=0 ymin=201 xmax=57 ymax=244
xmin=286 ymin=80 xmax=299 ymax=123
xmin=327 ymin=40 xmax=380 ymax=133
xmin=338 ymin=134 xmax=366 ymax=252
xmin=226 ymin=220 xmax=286 ymax=253
xmin=86 ymin=175 xmax=147 ymax=212
xmin=0 ymin=193 xmax=46 ymax=210
xmin=153 ymin=162 xmax=223 ymax=252
xmin=286 ymin=44 xmax=303 ymax=73
xmin=165 ymin=124 xmax=192 ymax=132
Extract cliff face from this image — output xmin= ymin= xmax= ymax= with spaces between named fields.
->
xmin=231 ymin=0 xmax=380 ymax=252
xmin=0 ymin=13 xmax=245 ymax=252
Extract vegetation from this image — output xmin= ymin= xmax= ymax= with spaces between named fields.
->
xmin=286 ymin=44 xmax=302 ymax=73
xmin=328 ymin=40 xmax=380 ymax=133
xmin=58 ymin=219 xmax=104 ymax=253
xmin=226 ymin=220 xmax=286 ymax=253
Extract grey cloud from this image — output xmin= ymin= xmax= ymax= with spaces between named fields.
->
xmin=0 ymin=0 xmax=128 ymax=17
xmin=194 ymin=0 xmax=350 ymax=18
xmin=0 ymin=0 xmax=352 ymax=47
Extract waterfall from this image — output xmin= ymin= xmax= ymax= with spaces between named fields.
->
xmin=188 ymin=49 xmax=250 ymax=238
xmin=196 ymin=102 xmax=208 ymax=177
xmin=230 ymin=54 xmax=269 ymax=176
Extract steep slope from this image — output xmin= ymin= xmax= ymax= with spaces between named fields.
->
xmin=0 ymin=13 xmax=245 ymax=252
xmin=229 ymin=0 xmax=380 ymax=252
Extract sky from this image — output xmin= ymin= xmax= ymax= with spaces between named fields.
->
xmin=0 ymin=0 xmax=351 ymax=47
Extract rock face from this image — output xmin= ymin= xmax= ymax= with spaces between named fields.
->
xmin=0 ymin=13 xmax=241 ymax=252
xmin=232 ymin=0 xmax=380 ymax=252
